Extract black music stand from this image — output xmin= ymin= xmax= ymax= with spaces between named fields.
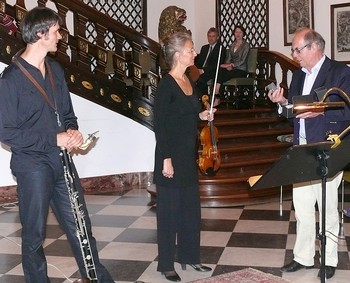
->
xmin=249 ymin=140 xmax=350 ymax=283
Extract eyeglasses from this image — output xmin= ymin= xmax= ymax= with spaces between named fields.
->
xmin=291 ymin=44 xmax=310 ymax=54
xmin=182 ymin=48 xmax=196 ymax=54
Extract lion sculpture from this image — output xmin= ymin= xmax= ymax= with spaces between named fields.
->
xmin=158 ymin=6 xmax=191 ymax=44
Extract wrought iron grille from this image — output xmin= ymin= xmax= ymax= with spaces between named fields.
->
xmin=84 ymin=0 xmax=144 ymax=33
xmin=217 ymin=0 xmax=269 ymax=49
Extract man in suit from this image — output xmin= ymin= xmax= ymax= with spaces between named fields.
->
xmin=194 ymin=27 xmax=226 ymax=98
xmin=268 ymin=28 xmax=350 ymax=280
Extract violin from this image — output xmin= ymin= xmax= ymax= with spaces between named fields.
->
xmin=198 ymin=95 xmax=221 ymax=175
xmin=197 ymin=45 xmax=223 ymax=176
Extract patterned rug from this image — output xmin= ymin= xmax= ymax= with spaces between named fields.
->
xmin=191 ymin=268 xmax=290 ymax=283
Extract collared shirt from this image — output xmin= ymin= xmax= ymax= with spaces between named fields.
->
xmin=0 ymin=56 xmax=78 ymax=173
xmin=299 ymin=55 xmax=326 ymax=143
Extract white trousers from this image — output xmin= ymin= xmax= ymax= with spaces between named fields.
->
xmin=293 ymin=171 xmax=342 ymax=267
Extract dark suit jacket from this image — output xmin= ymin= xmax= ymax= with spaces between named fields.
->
xmin=289 ymin=56 xmax=350 ymax=144
xmin=195 ymin=42 xmax=226 ymax=82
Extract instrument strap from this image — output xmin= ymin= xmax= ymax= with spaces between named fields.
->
xmin=13 ymin=57 xmax=62 ymax=127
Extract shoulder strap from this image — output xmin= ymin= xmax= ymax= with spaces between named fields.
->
xmin=13 ymin=57 xmax=62 ymax=127
xmin=13 ymin=57 xmax=55 ymax=109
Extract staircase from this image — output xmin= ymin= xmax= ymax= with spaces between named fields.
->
xmin=0 ymin=0 xmax=299 ymax=207
xmin=197 ymin=106 xmax=293 ymax=207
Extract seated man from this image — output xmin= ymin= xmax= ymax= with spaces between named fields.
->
xmin=194 ymin=27 xmax=226 ymax=97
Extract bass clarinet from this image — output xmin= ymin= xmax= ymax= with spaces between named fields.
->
xmin=60 ymin=131 xmax=99 ymax=283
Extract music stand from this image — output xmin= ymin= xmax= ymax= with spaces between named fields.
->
xmin=249 ymin=140 xmax=350 ymax=283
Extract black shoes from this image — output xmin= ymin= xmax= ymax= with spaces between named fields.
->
xmin=280 ymin=260 xmax=314 ymax=272
xmin=161 ymin=271 xmax=181 ymax=282
xmin=281 ymin=260 xmax=336 ymax=279
xmin=318 ymin=266 xmax=336 ymax=279
xmin=181 ymin=263 xmax=212 ymax=272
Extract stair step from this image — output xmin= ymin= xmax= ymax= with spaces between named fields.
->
xmin=197 ymin=106 xmax=293 ymax=206
xmin=199 ymin=161 xmax=271 ymax=179
xmin=218 ymin=128 xmax=292 ymax=139
xmin=219 ymin=140 xmax=291 ymax=153
xmin=202 ymin=116 xmax=282 ymax=125
xmin=215 ymin=107 xmax=274 ymax=115
xmin=221 ymin=156 xmax=279 ymax=167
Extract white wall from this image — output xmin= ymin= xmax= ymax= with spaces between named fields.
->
xmin=1 ymin=0 xmax=348 ymax=186
xmin=70 ymin=95 xmax=155 ymax=177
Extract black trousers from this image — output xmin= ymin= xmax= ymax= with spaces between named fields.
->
xmin=217 ymin=68 xmax=247 ymax=85
xmin=196 ymin=70 xmax=216 ymax=95
xmin=15 ymin=162 xmax=114 ymax=283
xmin=156 ymin=184 xmax=201 ymax=272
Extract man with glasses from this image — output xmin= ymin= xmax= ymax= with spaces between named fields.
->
xmin=268 ymin=28 xmax=350 ymax=280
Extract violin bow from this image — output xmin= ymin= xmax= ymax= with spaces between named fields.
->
xmin=210 ymin=45 xmax=223 ymax=114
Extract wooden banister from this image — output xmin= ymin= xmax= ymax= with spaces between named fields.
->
xmin=257 ymin=49 xmax=300 ymax=101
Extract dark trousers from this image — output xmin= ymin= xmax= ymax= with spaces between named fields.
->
xmin=15 ymin=162 xmax=114 ymax=283
xmin=217 ymin=68 xmax=247 ymax=86
xmin=156 ymin=184 xmax=201 ymax=272
xmin=196 ymin=70 xmax=215 ymax=95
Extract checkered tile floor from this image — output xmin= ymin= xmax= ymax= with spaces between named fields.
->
xmin=0 ymin=186 xmax=350 ymax=283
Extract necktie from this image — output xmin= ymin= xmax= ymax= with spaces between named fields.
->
xmin=203 ymin=45 xmax=212 ymax=68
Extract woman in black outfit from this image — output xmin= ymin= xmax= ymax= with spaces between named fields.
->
xmin=154 ymin=32 xmax=215 ymax=282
